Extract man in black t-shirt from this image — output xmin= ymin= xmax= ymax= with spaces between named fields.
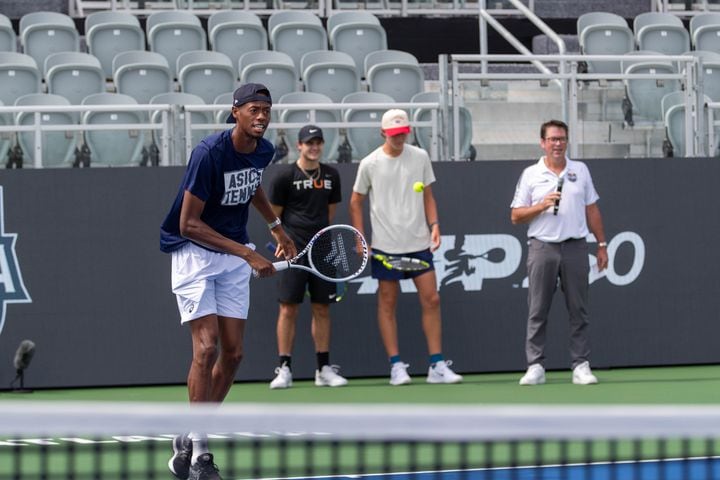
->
xmin=266 ymin=125 xmax=347 ymax=389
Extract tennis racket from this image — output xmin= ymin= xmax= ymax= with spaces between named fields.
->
xmin=372 ymin=253 xmax=432 ymax=272
xmin=259 ymin=224 xmax=368 ymax=282
xmin=266 ymin=241 xmax=348 ymax=303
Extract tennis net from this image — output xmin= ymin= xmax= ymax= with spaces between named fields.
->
xmin=1 ymin=402 xmax=719 ymax=479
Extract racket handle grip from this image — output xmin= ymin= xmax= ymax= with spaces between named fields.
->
xmin=252 ymin=261 xmax=290 ymax=278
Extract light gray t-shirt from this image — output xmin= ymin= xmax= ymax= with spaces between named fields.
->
xmin=353 ymin=144 xmax=436 ymax=253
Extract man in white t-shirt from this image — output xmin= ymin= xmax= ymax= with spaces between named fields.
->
xmin=349 ymin=109 xmax=462 ymax=386
xmin=510 ymin=119 xmax=608 ymax=386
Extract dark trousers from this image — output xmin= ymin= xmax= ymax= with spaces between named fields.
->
xmin=525 ymin=238 xmax=590 ymax=369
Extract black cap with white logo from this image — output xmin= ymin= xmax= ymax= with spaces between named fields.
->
xmin=298 ymin=125 xmax=324 ymax=143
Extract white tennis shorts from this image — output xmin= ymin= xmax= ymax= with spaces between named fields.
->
xmin=171 ymin=242 xmax=254 ymax=323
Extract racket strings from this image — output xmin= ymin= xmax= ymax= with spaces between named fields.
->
xmin=310 ymin=229 xmax=366 ymax=280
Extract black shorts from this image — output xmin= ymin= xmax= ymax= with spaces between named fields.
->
xmin=277 ymin=262 xmax=337 ymax=304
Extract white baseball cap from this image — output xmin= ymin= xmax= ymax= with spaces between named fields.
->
xmin=381 ymin=109 xmax=411 ymax=136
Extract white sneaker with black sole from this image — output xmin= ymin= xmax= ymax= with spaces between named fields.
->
xmin=315 ymin=365 xmax=348 ymax=387
xmin=426 ymin=359 xmax=463 ymax=384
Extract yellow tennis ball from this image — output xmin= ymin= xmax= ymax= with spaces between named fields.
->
xmin=413 ymin=181 xmax=424 ymax=193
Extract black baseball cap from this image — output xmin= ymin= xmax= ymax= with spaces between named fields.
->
xmin=298 ymin=125 xmax=324 ymax=143
xmin=225 ymin=83 xmax=272 ymax=123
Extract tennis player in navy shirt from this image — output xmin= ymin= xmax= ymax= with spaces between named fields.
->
xmin=161 ymin=83 xmax=295 ymax=480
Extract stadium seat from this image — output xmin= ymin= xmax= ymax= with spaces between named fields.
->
xmin=176 ymin=50 xmax=236 ymax=104
xmin=411 ymin=91 xmax=474 ymax=161
xmin=84 ymin=11 xmax=146 ymax=80
xmin=300 ymin=50 xmax=360 ymax=103
xmin=364 ymin=50 xmax=424 ymax=102
xmin=268 ymin=11 xmax=328 ymax=74
xmin=577 ymin=12 xmax=634 ymax=74
xmin=112 ymin=50 xmax=173 ymax=105
xmin=81 ymin=92 xmax=146 ymax=166
xmin=0 ymin=13 xmax=17 ymax=52
xmin=44 ymin=52 xmax=106 ymax=105
xmin=277 ymin=91 xmax=339 ymax=162
xmin=690 ymin=13 xmax=720 ymax=53
xmin=341 ymin=91 xmax=394 ymax=160
xmin=621 ymin=51 xmax=681 ymax=124
xmin=0 ymin=52 xmax=42 ymax=107
xmin=326 ymin=11 xmax=387 ymax=74
xmin=146 ymin=11 xmax=206 ymax=78
xmin=662 ymin=91 xmax=711 ymax=157
xmin=633 ymin=12 xmax=690 ymax=56
xmin=19 ymin=12 xmax=80 ymax=75
xmin=207 ymin=10 xmax=267 ymax=69
xmin=0 ymin=100 xmax=11 ymax=164
xmin=684 ymin=50 xmax=720 ymax=102
xmin=238 ymin=50 xmax=299 ymax=102
xmin=14 ymin=93 xmax=77 ymax=168
xmin=149 ymin=92 xmax=211 ymax=164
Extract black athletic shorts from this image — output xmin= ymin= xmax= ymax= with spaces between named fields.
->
xmin=277 ymin=257 xmax=337 ymax=304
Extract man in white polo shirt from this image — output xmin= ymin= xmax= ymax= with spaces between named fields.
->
xmin=510 ymin=120 xmax=608 ymax=386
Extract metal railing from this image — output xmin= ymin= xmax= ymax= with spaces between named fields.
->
xmin=441 ymin=53 xmax=701 ymax=158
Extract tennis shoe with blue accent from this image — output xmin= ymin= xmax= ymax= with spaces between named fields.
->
xmin=426 ymin=360 xmax=463 ymax=384
xmin=270 ymin=365 xmax=293 ymax=389
xmin=168 ymin=433 xmax=193 ymax=480
xmin=189 ymin=453 xmax=222 ymax=480
xmin=390 ymin=362 xmax=411 ymax=386
xmin=315 ymin=365 xmax=348 ymax=386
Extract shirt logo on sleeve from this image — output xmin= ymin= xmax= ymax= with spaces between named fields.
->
xmin=222 ymin=168 xmax=263 ymax=206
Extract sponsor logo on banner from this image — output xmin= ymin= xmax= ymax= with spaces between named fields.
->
xmin=351 ymin=232 xmax=645 ymax=294
xmin=0 ymin=186 xmax=32 ymax=335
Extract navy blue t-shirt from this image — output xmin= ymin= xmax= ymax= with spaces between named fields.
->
xmin=160 ymin=129 xmax=275 ymax=253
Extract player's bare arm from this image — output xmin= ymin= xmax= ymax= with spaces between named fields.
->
xmin=252 ymin=186 xmax=297 ymax=260
xmin=586 ymin=203 xmax=608 ymax=271
xmin=422 ymin=185 xmax=441 ymax=251
xmin=510 ymin=191 xmax=562 ymax=224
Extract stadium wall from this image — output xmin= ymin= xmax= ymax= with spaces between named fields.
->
xmin=0 ymin=159 xmax=717 ymax=389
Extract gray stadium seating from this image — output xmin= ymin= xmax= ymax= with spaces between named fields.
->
xmin=268 ymin=11 xmax=327 ymax=74
xmin=341 ymin=91 xmax=394 ymax=160
xmin=238 ymin=50 xmax=299 ymax=102
xmin=0 ymin=13 xmax=17 ymax=52
xmin=364 ymin=50 xmax=424 ymax=102
xmin=113 ymin=50 xmax=173 ymax=105
xmin=149 ymin=92 xmax=211 ymax=165
xmin=411 ymin=91 xmax=474 ymax=161
xmin=207 ymin=10 xmax=267 ymax=70
xmin=300 ymin=50 xmax=360 ymax=103
xmin=327 ymin=11 xmax=387 ymax=74
xmin=44 ymin=52 xmax=106 ymax=105
xmin=633 ymin=12 xmax=690 ymax=55
xmin=622 ymin=51 xmax=681 ymax=124
xmin=0 ymin=100 xmax=10 ymax=165
xmin=176 ymin=50 xmax=236 ymax=104
xmin=19 ymin=12 xmax=80 ymax=75
xmin=146 ymin=11 xmax=206 ymax=78
xmin=277 ymin=91 xmax=339 ymax=162
xmin=690 ymin=13 xmax=720 ymax=53
xmin=14 ymin=93 xmax=77 ymax=168
xmin=81 ymin=92 xmax=146 ymax=166
xmin=84 ymin=11 xmax=146 ymax=79
xmin=684 ymin=50 xmax=720 ymax=102
xmin=0 ymin=52 xmax=42 ymax=108
xmin=577 ymin=12 xmax=634 ymax=74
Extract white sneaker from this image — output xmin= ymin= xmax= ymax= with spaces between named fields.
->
xmin=426 ymin=360 xmax=463 ymax=384
xmin=269 ymin=365 xmax=292 ymax=389
xmin=519 ymin=364 xmax=546 ymax=385
xmin=315 ymin=365 xmax=348 ymax=387
xmin=390 ymin=362 xmax=411 ymax=386
xmin=572 ymin=361 xmax=598 ymax=385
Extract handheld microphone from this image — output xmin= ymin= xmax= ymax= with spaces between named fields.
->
xmin=553 ymin=177 xmax=564 ymax=216
xmin=13 ymin=340 xmax=35 ymax=373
